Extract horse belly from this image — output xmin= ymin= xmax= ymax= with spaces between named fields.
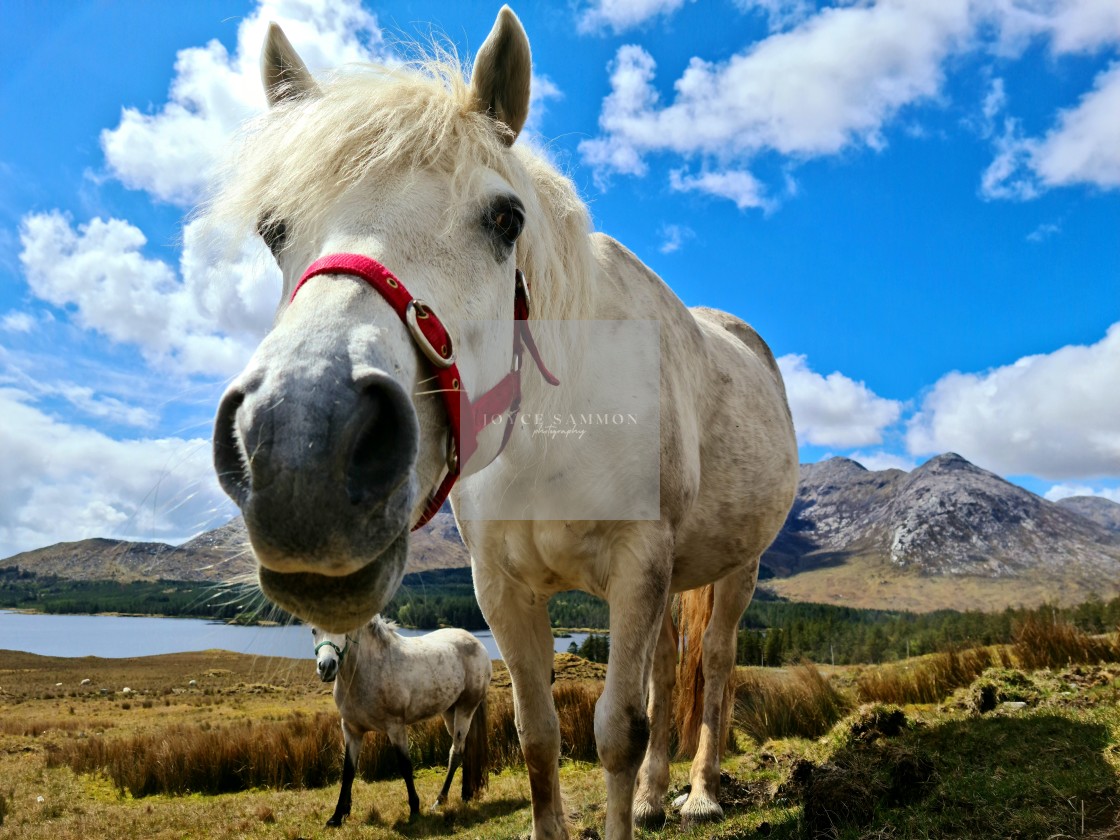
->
xmin=668 ymin=320 xmax=798 ymax=592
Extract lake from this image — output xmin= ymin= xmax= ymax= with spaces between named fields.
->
xmin=0 ymin=611 xmax=592 ymax=661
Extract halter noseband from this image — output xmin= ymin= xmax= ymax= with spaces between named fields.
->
xmin=290 ymin=253 xmax=559 ymax=530
xmin=315 ymin=636 xmax=352 ymax=663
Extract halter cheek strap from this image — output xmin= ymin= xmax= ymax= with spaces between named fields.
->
xmin=290 ymin=253 xmax=559 ymax=530
xmin=315 ymin=637 xmax=352 ymax=663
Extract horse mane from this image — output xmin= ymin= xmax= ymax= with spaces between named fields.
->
xmin=365 ymin=614 xmax=400 ymax=644
xmin=201 ymin=52 xmax=596 ymax=321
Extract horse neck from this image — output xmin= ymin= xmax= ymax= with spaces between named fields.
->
xmin=338 ymin=619 xmax=394 ymax=679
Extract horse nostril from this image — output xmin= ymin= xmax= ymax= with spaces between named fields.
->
xmin=346 ymin=378 xmax=418 ymax=505
xmin=213 ymin=386 xmax=250 ymax=506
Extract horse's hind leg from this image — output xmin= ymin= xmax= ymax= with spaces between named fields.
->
xmin=387 ymin=723 xmax=420 ymax=818
xmin=633 ymin=606 xmax=677 ymax=828
xmin=326 ymin=721 xmax=361 ymax=827
xmin=680 ymin=564 xmax=755 ymax=826
xmin=433 ymin=708 xmax=465 ymax=808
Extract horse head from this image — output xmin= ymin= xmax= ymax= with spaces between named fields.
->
xmin=311 ymin=627 xmax=352 ymax=682
xmin=212 ymin=8 xmax=539 ymax=632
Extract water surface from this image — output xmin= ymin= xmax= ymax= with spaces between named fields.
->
xmin=0 ymin=611 xmax=591 ymax=661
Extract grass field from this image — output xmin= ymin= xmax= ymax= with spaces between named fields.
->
xmin=2 ymin=623 xmax=1120 ymax=839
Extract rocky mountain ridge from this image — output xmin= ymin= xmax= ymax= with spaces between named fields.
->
xmin=5 ymin=454 xmax=1119 ymax=611
xmin=763 ymin=453 xmax=1120 ymax=581
xmin=1 ymin=507 xmax=466 ymax=584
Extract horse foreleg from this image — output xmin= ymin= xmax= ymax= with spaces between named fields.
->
xmin=387 ymin=723 xmax=420 ymax=818
xmin=680 ymin=564 xmax=756 ymax=827
xmin=433 ymin=709 xmax=463 ymax=808
xmin=476 ymin=565 xmax=566 ymax=840
xmin=633 ymin=606 xmax=677 ymax=829
xmin=598 ymin=536 xmax=672 ymax=840
xmin=326 ymin=721 xmax=361 ymax=827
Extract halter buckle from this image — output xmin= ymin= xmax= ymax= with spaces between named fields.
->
xmin=446 ymin=436 xmax=460 ymax=473
xmin=515 ymin=268 xmax=531 ymax=307
xmin=406 ymin=300 xmax=456 ymax=368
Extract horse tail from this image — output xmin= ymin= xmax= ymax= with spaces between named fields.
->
xmin=674 ymin=584 xmax=717 ymax=758
xmin=461 ymin=693 xmax=489 ymax=800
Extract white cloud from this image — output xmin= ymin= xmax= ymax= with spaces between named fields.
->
xmin=658 ymin=223 xmax=693 ymax=253
xmin=581 ymin=45 xmax=660 ymax=179
xmin=980 ymin=77 xmax=1007 ymax=136
xmin=1027 ymin=221 xmax=1061 ymax=241
xmin=0 ymin=388 xmax=234 ymax=559
xmin=578 ymin=0 xmax=693 ymax=33
xmin=18 ymin=211 xmax=279 ymax=378
xmin=670 ymin=167 xmax=771 ymax=209
xmin=525 ymin=73 xmax=564 ymax=137
xmin=1030 ymin=61 xmax=1120 ymax=190
xmin=1 ymin=311 xmax=34 ymax=333
xmin=990 ymin=0 xmax=1120 ymax=57
xmin=581 ymin=0 xmax=1120 ymax=204
xmin=1044 ymin=483 xmax=1120 ymax=503
xmin=100 ymin=0 xmax=385 ymax=206
xmin=980 ymin=117 xmax=1039 ymax=199
xmin=906 ymin=322 xmax=1120 ymax=479
xmin=580 ymin=0 xmax=974 ymax=202
xmin=778 ymin=353 xmax=903 ymax=448
xmin=734 ymin=0 xmax=815 ymax=32
xmin=982 ymin=61 xmax=1120 ymax=197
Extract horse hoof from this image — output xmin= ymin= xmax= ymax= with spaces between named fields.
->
xmin=680 ymin=795 xmax=724 ymax=828
xmin=633 ymin=802 xmax=666 ymax=830
xmin=325 ymin=817 xmax=343 ymax=828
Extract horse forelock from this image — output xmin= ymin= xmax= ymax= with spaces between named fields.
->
xmin=200 ymin=54 xmax=596 ymax=321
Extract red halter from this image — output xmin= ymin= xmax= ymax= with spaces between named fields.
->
xmin=290 ymin=253 xmax=559 ymax=530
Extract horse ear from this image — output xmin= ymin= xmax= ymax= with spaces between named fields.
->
xmin=470 ymin=6 xmax=532 ymax=146
xmin=261 ymin=22 xmax=319 ymax=107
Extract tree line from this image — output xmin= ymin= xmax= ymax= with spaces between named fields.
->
xmin=6 ymin=566 xmax=1120 ymax=667
xmin=734 ymin=596 xmax=1120 ymax=666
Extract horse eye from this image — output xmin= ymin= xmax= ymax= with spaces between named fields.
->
xmin=257 ymin=217 xmax=287 ymax=257
xmin=485 ymin=198 xmax=524 ymax=250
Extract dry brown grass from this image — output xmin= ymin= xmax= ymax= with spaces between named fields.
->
xmin=42 ymin=680 xmax=605 ymax=799
xmin=45 ymin=711 xmax=340 ymax=796
xmin=856 ymin=646 xmax=1008 ymax=705
xmin=1013 ymin=613 xmax=1120 ymax=670
xmin=0 ymin=718 xmax=112 ymax=737
xmin=733 ymin=664 xmax=852 ymax=743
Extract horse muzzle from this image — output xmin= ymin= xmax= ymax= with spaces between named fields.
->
xmin=213 ymin=343 xmax=419 ymax=631
xmin=316 ymin=659 xmax=339 ymax=682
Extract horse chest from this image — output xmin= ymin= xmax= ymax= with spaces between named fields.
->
xmin=466 ymin=519 xmax=624 ymax=598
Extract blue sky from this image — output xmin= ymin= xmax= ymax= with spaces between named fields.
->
xmin=1 ymin=0 xmax=1118 ymax=557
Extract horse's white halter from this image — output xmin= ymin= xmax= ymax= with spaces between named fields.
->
xmin=291 ymin=253 xmax=559 ymax=529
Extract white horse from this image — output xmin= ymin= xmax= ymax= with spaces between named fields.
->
xmin=207 ymin=7 xmax=797 ymax=839
xmin=311 ymin=619 xmax=491 ymax=826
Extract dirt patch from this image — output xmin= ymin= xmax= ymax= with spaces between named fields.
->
xmin=849 ymin=704 xmax=908 ymax=741
xmin=780 ymin=709 xmax=937 ymax=838
xmin=489 ymin=653 xmax=606 ymax=690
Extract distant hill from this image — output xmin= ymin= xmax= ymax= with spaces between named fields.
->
xmin=6 ymin=454 xmax=1120 ymax=613
xmin=760 ymin=454 xmax=1120 ymax=611
xmin=1056 ymin=495 xmax=1120 ymax=533
xmin=1 ymin=506 xmax=467 ymax=584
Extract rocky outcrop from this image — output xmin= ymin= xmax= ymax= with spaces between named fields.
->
xmin=763 ymin=453 xmax=1120 ymax=581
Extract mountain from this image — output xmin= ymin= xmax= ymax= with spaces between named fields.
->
xmin=760 ymin=454 xmax=1120 ymax=611
xmin=1 ymin=506 xmax=467 ymax=584
xmin=6 ymin=454 xmax=1120 ymax=613
xmin=1056 ymin=496 xmax=1120 ymax=533
xmin=0 ymin=538 xmax=219 ymax=583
